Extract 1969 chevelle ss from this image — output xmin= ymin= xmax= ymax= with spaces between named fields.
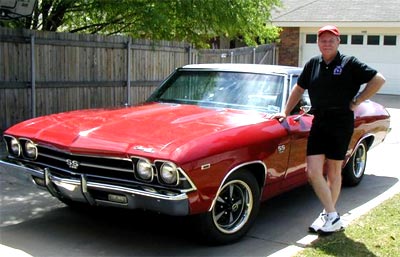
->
xmin=1 ymin=64 xmax=391 ymax=244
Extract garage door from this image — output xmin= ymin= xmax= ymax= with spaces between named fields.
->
xmin=300 ymin=33 xmax=400 ymax=95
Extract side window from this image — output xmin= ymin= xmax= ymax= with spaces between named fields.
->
xmin=290 ymin=75 xmax=298 ymax=90
xmin=351 ymin=35 xmax=364 ymax=45
xmin=384 ymin=35 xmax=397 ymax=46
xmin=289 ymin=75 xmax=311 ymax=115
xmin=367 ymin=35 xmax=380 ymax=45
xmin=306 ymin=34 xmax=317 ymax=44
xmin=340 ymin=35 xmax=348 ymax=44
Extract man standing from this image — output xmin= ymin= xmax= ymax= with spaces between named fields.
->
xmin=275 ymin=25 xmax=385 ymax=233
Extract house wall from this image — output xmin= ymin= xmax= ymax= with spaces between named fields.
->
xmin=277 ymin=27 xmax=300 ymax=67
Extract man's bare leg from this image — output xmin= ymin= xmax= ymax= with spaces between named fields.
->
xmin=307 ymin=155 xmax=343 ymax=233
xmin=325 ymin=159 xmax=343 ymax=206
xmin=307 ymin=154 xmax=336 ymax=212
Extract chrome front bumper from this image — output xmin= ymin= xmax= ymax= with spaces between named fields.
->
xmin=0 ymin=159 xmax=190 ymax=216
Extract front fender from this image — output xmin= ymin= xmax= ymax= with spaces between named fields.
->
xmin=207 ymin=160 xmax=267 ymax=212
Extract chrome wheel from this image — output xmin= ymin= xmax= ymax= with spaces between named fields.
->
xmin=343 ymin=141 xmax=368 ymax=186
xmin=212 ymin=180 xmax=253 ymax=234
xmin=352 ymin=143 xmax=367 ymax=178
xmin=197 ymin=171 xmax=260 ymax=245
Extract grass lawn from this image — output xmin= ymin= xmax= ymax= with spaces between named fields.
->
xmin=295 ymin=193 xmax=400 ymax=257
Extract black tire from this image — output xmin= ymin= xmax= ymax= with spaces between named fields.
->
xmin=196 ymin=171 xmax=260 ymax=245
xmin=342 ymin=141 xmax=368 ymax=186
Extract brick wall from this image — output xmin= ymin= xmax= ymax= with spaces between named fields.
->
xmin=278 ymin=27 xmax=300 ymax=67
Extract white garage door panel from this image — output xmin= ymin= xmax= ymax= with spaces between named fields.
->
xmin=340 ymin=45 xmax=400 ymax=64
xmin=375 ymin=63 xmax=400 ymax=95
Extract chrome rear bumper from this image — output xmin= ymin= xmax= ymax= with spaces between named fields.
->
xmin=0 ymin=159 xmax=190 ymax=216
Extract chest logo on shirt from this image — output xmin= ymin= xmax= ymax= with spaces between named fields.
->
xmin=333 ymin=65 xmax=343 ymax=75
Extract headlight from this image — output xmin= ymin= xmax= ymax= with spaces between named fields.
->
xmin=24 ymin=140 xmax=38 ymax=159
xmin=160 ymin=162 xmax=179 ymax=185
xmin=136 ymin=159 xmax=154 ymax=181
xmin=10 ymin=137 xmax=21 ymax=156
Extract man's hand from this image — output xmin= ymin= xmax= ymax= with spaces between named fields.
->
xmin=349 ymin=100 xmax=359 ymax=111
xmin=269 ymin=113 xmax=287 ymax=123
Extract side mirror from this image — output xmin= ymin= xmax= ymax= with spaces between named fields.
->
xmin=300 ymin=105 xmax=311 ymax=114
xmin=294 ymin=105 xmax=311 ymax=121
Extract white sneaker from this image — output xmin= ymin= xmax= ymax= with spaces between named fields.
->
xmin=309 ymin=212 xmax=326 ymax=232
xmin=319 ymin=213 xmax=343 ymax=233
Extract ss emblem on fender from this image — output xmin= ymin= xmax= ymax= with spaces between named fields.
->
xmin=66 ymin=159 xmax=79 ymax=169
xmin=277 ymin=145 xmax=286 ymax=154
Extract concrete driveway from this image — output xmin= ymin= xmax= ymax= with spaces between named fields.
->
xmin=0 ymin=94 xmax=399 ymax=257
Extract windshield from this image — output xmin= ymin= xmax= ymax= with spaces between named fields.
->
xmin=148 ymin=70 xmax=285 ymax=113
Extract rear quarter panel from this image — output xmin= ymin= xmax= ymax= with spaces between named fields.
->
xmin=348 ymin=100 xmax=390 ymax=161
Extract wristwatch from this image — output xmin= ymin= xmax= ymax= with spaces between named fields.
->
xmin=352 ymin=97 xmax=360 ymax=105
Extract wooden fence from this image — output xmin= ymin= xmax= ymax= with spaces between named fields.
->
xmin=0 ymin=27 xmax=276 ymax=132
xmin=197 ymin=44 xmax=276 ymax=64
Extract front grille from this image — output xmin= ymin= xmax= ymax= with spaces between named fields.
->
xmin=3 ymin=134 xmax=196 ymax=193
xmin=9 ymin=143 xmax=195 ymax=192
xmin=37 ymin=145 xmax=136 ymax=181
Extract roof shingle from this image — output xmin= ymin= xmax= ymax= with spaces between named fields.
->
xmin=272 ymin=0 xmax=400 ymax=22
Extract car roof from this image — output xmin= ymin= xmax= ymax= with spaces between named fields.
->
xmin=180 ymin=63 xmax=302 ymax=76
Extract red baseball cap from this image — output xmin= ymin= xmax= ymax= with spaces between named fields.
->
xmin=318 ymin=25 xmax=340 ymax=37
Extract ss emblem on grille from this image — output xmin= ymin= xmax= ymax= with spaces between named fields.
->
xmin=66 ymin=159 xmax=79 ymax=169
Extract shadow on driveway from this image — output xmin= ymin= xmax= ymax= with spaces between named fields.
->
xmin=0 ymin=171 xmax=397 ymax=257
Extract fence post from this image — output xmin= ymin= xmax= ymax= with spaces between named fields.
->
xmin=30 ymin=34 xmax=36 ymax=117
xmin=126 ymin=37 xmax=131 ymax=105
xmin=273 ymin=45 xmax=277 ymax=65
xmin=188 ymin=45 xmax=192 ymax=64
xmin=230 ymin=51 xmax=234 ymax=63
xmin=253 ymin=48 xmax=256 ymax=64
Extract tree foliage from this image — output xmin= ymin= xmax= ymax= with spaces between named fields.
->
xmin=1 ymin=0 xmax=282 ymax=47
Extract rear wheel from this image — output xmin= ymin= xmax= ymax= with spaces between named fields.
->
xmin=197 ymin=171 xmax=260 ymax=245
xmin=342 ymin=141 xmax=367 ymax=186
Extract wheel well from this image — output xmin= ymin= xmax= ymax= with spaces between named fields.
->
xmin=361 ymin=135 xmax=374 ymax=150
xmin=344 ymin=136 xmax=373 ymax=167
xmin=240 ymin=163 xmax=266 ymax=192
xmin=208 ymin=162 xmax=266 ymax=212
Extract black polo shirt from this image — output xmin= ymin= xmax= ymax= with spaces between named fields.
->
xmin=297 ymin=52 xmax=377 ymax=109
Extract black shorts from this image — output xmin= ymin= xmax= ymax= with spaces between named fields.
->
xmin=307 ymin=109 xmax=354 ymax=160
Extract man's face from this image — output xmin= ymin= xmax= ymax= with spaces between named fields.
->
xmin=318 ymin=32 xmax=340 ymax=58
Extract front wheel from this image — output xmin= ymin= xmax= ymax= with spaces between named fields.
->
xmin=342 ymin=141 xmax=368 ymax=186
xmin=196 ymin=171 xmax=260 ymax=245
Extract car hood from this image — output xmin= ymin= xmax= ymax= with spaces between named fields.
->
xmin=6 ymin=103 xmax=271 ymax=160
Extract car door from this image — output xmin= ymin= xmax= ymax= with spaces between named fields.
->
xmin=280 ymin=75 xmax=313 ymax=191
xmin=280 ymin=115 xmax=313 ymax=191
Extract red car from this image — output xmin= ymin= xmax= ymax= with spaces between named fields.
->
xmin=0 ymin=64 xmax=391 ymax=244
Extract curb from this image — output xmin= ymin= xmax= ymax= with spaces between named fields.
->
xmin=267 ymin=181 xmax=400 ymax=257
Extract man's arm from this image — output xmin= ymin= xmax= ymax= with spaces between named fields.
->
xmin=283 ymin=84 xmax=305 ymax=116
xmin=272 ymin=84 xmax=305 ymax=121
xmin=350 ymin=72 xmax=386 ymax=110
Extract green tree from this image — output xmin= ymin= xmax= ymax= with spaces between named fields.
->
xmin=1 ymin=0 xmax=281 ymax=47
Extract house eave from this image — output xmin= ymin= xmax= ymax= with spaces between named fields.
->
xmin=272 ymin=21 xmax=400 ymax=28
